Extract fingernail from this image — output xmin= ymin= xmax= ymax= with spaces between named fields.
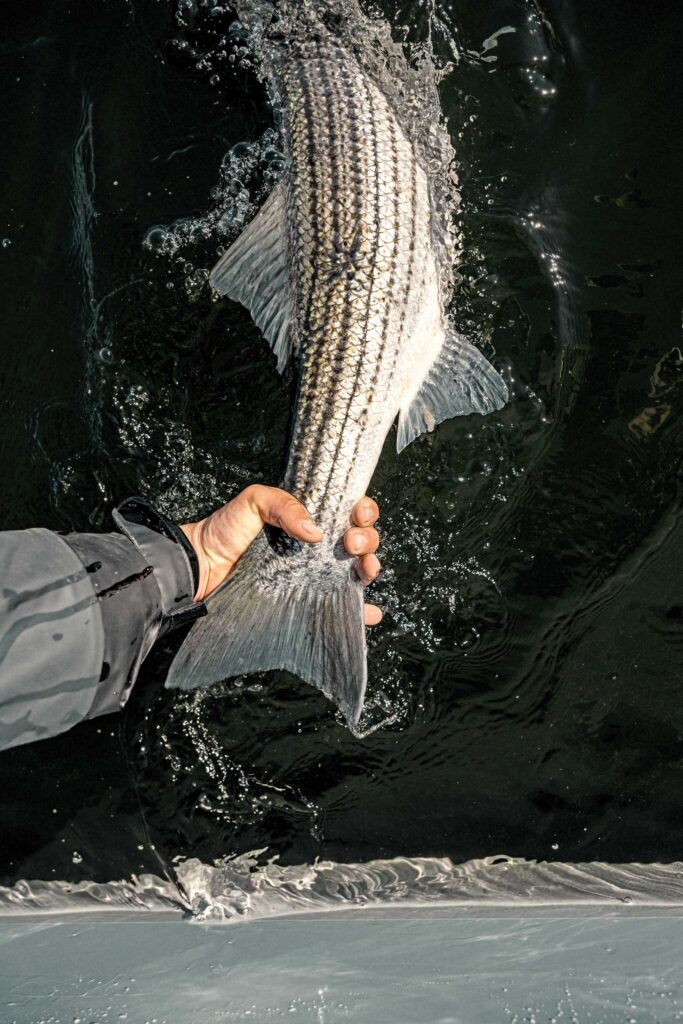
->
xmin=361 ymin=501 xmax=373 ymax=523
xmin=301 ymin=517 xmax=324 ymax=540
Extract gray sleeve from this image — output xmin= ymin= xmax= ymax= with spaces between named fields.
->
xmin=0 ymin=528 xmax=105 ymax=751
xmin=0 ymin=503 xmax=205 ymax=752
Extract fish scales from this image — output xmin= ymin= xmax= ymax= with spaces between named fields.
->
xmin=167 ymin=4 xmax=508 ymax=726
xmin=281 ymin=37 xmax=432 ymax=540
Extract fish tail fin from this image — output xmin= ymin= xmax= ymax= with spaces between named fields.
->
xmin=165 ymin=543 xmax=368 ymax=727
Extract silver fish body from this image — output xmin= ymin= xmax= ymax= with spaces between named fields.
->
xmin=280 ymin=34 xmax=436 ymax=540
xmin=167 ymin=12 xmax=508 ymax=726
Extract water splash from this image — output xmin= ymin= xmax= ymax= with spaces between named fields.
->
xmin=153 ymin=0 xmax=459 ymax=304
xmin=2 ymin=854 xmax=682 ymax=920
xmin=144 ymin=128 xmax=284 ymax=276
xmin=129 ymin=0 xmax=592 ymax=856
xmin=258 ymin=0 xmax=460 ymax=298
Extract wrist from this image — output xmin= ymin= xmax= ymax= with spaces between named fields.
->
xmin=179 ymin=520 xmax=211 ymax=601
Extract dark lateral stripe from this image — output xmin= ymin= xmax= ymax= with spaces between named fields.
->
xmin=295 ymin=59 xmax=323 ymax=340
xmin=386 ymin=149 xmax=420 ymax=391
xmin=284 ymin=46 xmax=345 ymax=487
xmin=314 ymin=57 xmax=364 ymax=415
xmin=300 ymin=53 xmax=347 ymax=425
xmin=337 ymin=108 xmax=404 ymax=500
xmin=287 ymin=51 xmax=347 ymax=493
xmin=294 ymin=50 xmax=366 ymax=490
xmin=318 ymin=73 xmax=383 ymax=508
xmin=284 ymin=55 xmax=327 ymax=491
xmin=314 ymin=96 xmax=370 ymax=503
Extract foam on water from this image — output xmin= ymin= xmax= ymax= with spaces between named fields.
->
xmin=1 ymin=854 xmax=682 ymax=920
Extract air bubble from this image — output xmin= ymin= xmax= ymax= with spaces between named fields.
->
xmin=144 ymin=226 xmax=171 ymax=253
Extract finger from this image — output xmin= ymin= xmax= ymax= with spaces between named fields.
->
xmin=344 ymin=526 xmax=380 ymax=556
xmin=356 ymin=553 xmax=381 ymax=587
xmin=245 ymin=484 xmax=323 ymax=542
xmin=364 ymin=603 xmax=383 ymax=626
xmin=351 ymin=496 xmax=379 ymax=528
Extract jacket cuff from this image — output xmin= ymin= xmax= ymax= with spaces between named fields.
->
xmin=67 ymin=498 xmax=205 ymax=720
xmin=113 ymin=496 xmax=201 ymax=632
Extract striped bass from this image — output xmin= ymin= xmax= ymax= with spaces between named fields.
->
xmin=167 ymin=2 xmax=508 ymax=727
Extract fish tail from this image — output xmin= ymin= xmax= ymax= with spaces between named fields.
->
xmin=165 ymin=537 xmax=368 ymax=727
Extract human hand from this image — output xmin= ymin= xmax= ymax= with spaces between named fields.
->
xmin=180 ymin=485 xmax=382 ymax=624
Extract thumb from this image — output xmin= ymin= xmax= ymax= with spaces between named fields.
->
xmin=182 ymin=485 xmax=323 ymax=600
xmin=210 ymin=485 xmax=323 ymax=561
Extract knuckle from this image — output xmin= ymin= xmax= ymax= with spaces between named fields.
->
xmin=356 ymin=497 xmax=379 ymax=524
xmin=242 ymin=483 xmax=263 ymax=506
xmin=360 ymin=555 xmax=380 ymax=583
xmin=283 ymin=495 xmax=304 ymax=519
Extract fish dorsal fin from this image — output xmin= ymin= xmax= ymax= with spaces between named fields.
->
xmin=397 ymin=331 xmax=508 ymax=452
xmin=209 ymin=181 xmax=294 ymax=373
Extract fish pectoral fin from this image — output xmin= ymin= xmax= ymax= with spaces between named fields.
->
xmin=397 ymin=330 xmax=509 ymax=452
xmin=209 ymin=180 xmax=294 ymax=374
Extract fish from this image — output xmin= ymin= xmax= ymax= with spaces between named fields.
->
xmin=166 ymin=1 xmax=508 ymax=727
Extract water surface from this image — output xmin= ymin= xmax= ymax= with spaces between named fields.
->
xmin=0 ymin=0 xmax=681 ymax=885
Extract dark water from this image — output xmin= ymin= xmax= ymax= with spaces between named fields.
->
xmin=0 ymin=0 xmax=681 ymax=886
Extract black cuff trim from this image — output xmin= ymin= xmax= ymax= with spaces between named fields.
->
xmin=114 ymin=496 xmax=200 ymax=595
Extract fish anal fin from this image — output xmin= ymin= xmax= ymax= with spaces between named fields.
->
xmin=210 ymin=181 xmax=294 ymax=374
xmin=397 ymin=330 xmax=509 ymax=452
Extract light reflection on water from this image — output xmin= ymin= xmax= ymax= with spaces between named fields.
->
xmin=0 ymin=0 xmax=681 ymax=886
